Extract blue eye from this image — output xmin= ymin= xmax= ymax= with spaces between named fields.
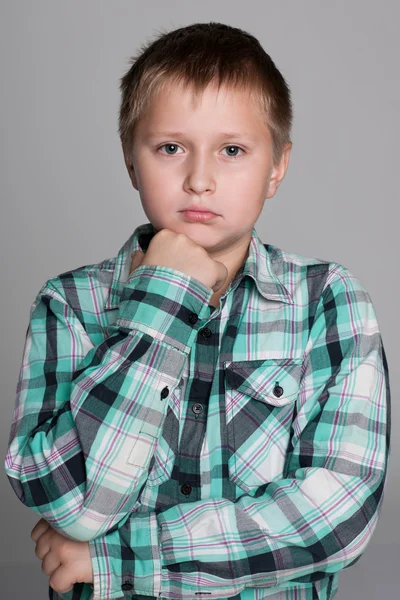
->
xmin=159 ymin=144 xmax=181 ymax=155
xmin=222 ymin=145 xmax=244 ymax=159
xmin=158 ymin=143 xmax=245 ymax=159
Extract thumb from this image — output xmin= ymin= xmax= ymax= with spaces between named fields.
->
xmin=129 ymin=250 xmax=144 ymax=275
xmin=49 ymin=565 xmax=75 ymax=594
xmin=212 ymin=260 xmax=228 ymax=292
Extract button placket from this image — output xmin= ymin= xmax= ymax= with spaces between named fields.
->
xmin=192 ymin=403 xmax=203 ymax=419
xmin=200 ymin=327 xmax=212 ymax=339
xmin=180 ymin=483 xmax=192 ymax=496
xmin=121 ymin=581 xmax=133 ymax=591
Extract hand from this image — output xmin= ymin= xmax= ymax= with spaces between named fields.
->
xmin=129 ymin=228 xmax=228 ymax=292
xmin=31 ymin=518 xmax=93 ymax=594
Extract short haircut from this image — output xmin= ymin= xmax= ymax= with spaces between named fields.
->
xmin=119 ymin=21 xmax=293 ymax=166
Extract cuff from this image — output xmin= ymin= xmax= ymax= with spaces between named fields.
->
xmin=116 ymin=266 xmax=214 ymax=352
xmin=89 ymin=512 xmax=161 ymax=600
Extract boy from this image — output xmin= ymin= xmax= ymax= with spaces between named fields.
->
xmin=5 ymin=21 xmax=390 ymax=600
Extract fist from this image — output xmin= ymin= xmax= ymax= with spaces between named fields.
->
xmin=31 ymin=518 xmax=93 ymax=594
xmin=129 ymin=229 xmax=228 ymax=292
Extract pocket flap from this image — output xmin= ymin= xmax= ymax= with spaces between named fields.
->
xmin=225 ymin=358 xmax=302 ymax=406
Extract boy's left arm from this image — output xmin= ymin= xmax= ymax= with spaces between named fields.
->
xmin=88 ymin=266 xmax=391 ymax=600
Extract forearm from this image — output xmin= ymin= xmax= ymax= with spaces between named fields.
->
xmin=5 ymin=267 xmax=213 ymax=541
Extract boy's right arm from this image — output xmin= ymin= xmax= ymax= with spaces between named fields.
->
xmin=4 ymin=264 xmax=214 ymax=542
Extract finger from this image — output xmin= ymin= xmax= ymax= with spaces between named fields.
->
xmin=131 ymin=249 xmax=144 ymax=262
xmin=35 ymin=529 xmax=53 ymax=560
xmin=41 ymin=550 xmax=61 ymax=577
xmin=130 ymin=249 xmax=144 ymax=273
xmin=212 ymin=261 xmax=228 ymax=292
xmin=31 ymin=519 xmax=50 ymax=542
xmin=49 ymin=565 xmax=75 ymax=595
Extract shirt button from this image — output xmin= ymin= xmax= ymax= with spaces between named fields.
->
xmin=121 ymin=581 xmax=133 ymax=591
xmin=273 ymin=384 xmax=284 ymax=398
xmin=200 ymin=327 xmax=212 ymax=338
xmin=189 ymin=313 xmax=198 ymax=324
xmin=180 ymin=483 xmax=192 ymax=495
xmin=192 ymin=403 xmax=203 ymax=415
xmin=160 ymin=386 xmax=169 ymax=400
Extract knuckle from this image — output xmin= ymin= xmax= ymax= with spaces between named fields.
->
xmin=58 ymin=539 xmax=71 ymax=555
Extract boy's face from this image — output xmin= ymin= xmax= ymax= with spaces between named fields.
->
xmin=123 ymin=80 xmax=291 ymax=260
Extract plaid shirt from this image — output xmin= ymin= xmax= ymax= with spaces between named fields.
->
xmin=4 ymin=222 xmax=391 ymax=600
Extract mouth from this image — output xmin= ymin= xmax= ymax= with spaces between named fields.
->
xmin=180 ymin=210 xmax=219 ymax=222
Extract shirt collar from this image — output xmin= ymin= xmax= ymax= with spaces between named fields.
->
xmin=104 ymin=222 xmax=294 ymax=310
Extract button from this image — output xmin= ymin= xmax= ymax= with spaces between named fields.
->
xmin=273 ymin=384 xmax=283 ymax=398
xmin=192 ymin=403 xmax=203 ymax=415
xmin=200 ymin=327 xmax=212 ymax=338
xmin=121 ymin=581 xmax=133 ymax=591
xmin=160 ymin=386 xmax=169 ymax=400
xmin=180 ymin=483 xmax=192 ymax=495
xmin=189 ymin=313 xmax=198 ymax=324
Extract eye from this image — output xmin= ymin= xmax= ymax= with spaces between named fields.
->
xmin=158 ymin=143 xmax=183 ymax=156
xmin=157 ymin=143 xmax=246 ymax=159
xmin=221 ymin=145 xmax=245 ymax=159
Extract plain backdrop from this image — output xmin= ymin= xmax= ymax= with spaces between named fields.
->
xmin=1 ymin=2 xmax=398 ymax=598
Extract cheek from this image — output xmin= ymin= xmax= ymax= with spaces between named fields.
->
xmin=140 ymin=193 xmax=179 ymax=227
xmin=139 ymin=165 xmax=180 ymax=200
xmin=227 ymin=192 xmax=265 ymax=222
xmin=228 ymin=169 xmax=266 ymax=196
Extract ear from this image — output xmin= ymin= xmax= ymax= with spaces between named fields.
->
xmin=265 ymin=143 xmax=292 ymax=199
xmin=122 ymin=143 xmax=138 ymax=190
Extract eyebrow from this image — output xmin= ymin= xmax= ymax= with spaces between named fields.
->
xmin=147 ymin=131 xmax=258 ymax=141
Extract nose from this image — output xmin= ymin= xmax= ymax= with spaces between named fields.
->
xmin=183 ymin=151 xmax=216 ymax=195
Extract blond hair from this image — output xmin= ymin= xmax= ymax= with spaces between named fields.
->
xmin=119 ymin=22 xmax=293 ymax=166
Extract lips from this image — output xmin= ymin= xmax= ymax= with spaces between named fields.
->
xmin=182 ymin=205 xmax=218 ymax=215
xmin=181 ymin=210 xmax=219 ymax=222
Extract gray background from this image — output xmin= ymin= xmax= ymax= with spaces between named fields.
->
xmin=1 ymin=1 xmax=398 ymax=598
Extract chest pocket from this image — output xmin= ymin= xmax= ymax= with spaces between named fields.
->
xmin=224 ymin=357 xmax=302 ymax=492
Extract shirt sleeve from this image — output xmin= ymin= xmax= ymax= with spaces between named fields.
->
xmin=4 ymin=265 xmax=213 ymax=541
xmin=88 ymin=265 xmax=391 ymax=600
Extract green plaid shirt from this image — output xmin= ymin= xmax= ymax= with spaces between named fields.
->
xmin=4 ymin=222 xmax=391 ymax=600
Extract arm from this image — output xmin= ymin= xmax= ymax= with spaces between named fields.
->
xmin=4 ymin=265 xmax=213 ymax=541
xmin=88 ymin=266 xmax=391 ymax=600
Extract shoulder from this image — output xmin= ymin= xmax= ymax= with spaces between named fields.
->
xmin=267 ymin=242 xmax=370 ymax=292
xmin=263 ymin=242 xmax=377 ymax=320
xmin=35 ymin=254 xmax=117 ymax=306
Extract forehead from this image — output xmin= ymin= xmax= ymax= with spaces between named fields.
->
xmin=139 ymin=79 xmax=267 ymax=136
xmin=156 ymin=78 xmax=260 ymax=112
